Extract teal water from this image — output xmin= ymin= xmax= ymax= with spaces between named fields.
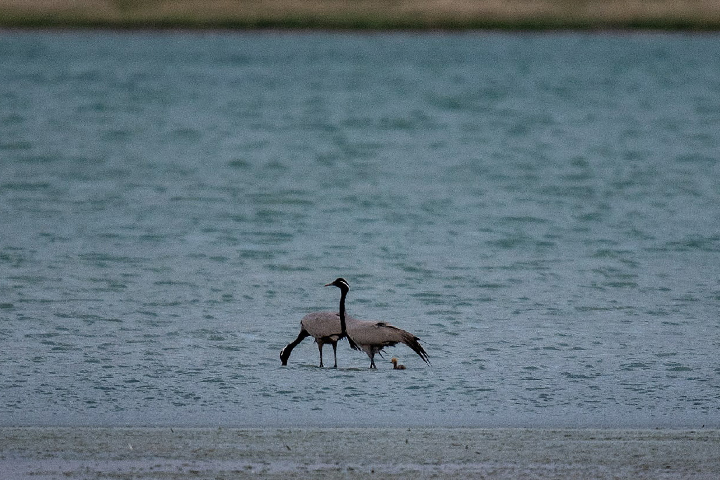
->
xmin=1 ymin=32 xmax=719 ymax=427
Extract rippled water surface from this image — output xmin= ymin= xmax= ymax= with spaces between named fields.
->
xmin=1 ymin=31 xmax=719 ymax=427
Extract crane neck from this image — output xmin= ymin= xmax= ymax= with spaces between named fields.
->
xmin=338 ymin=288 xmax=348 ymax=335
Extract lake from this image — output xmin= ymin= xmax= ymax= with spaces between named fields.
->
xmin=1 ymin=31 xmax=719 ymax=428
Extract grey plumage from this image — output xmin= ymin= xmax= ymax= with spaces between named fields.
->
xmin=345 ymin=317 xmax=430 ymax=368
xmin=280 ymin=311 xmax=343 ymax=368
xmin=326 ymin=277 xmax=430 ymax=369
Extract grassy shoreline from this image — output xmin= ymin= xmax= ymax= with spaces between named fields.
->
xmin=2 ymin=0 xmax=720 ymax=31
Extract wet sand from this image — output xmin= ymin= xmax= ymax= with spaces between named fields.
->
xmin=2 ymin=427 xmax=719 ymax=479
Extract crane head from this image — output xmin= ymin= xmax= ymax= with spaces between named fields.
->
xmin=325 ymin=278 xmax=350 ymax=291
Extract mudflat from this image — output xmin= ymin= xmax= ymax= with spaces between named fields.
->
xmin=2 ymin=427 xmax=720 ymax=479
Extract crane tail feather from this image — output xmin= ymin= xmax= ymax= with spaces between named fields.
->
xmin=400 ymin=330 xmax=430 ymax=365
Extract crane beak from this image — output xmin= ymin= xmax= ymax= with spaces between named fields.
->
xmin=324 ymin=282 xmax=332 ymax=287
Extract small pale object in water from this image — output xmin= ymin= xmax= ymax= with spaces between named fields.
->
xmin=391 ymin=357 xmax=405 ymax=370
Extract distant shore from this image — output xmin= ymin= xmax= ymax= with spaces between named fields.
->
xmin=2 ymin=427 xmax=720 ymax=479
xmin=1 ymin=0 xmax=720 ymax=30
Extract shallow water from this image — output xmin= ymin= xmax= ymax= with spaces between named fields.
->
xmin=1 ymin=31 xmax=719 ymax=428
